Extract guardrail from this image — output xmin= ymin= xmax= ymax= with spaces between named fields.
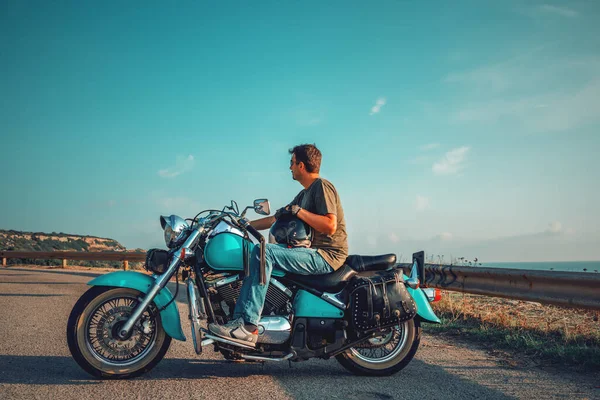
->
xmin=399 ymin=263 xmax=600 ymax=311
xmin=0 ymin=251 xmax=145 ymax=270
xmin=2 ymin=251 xmax=599 ymax=310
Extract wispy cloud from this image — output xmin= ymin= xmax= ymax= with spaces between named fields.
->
xmin=432 ymin=147 xmax=470 ymax=176
xmin=420 ymin=143 xmax=440 ymax=151
xmin=450 ymin=79 xmax=600 ymax=132
xmin=435 ymin=232 xmax=453 ymax=241
xmin=538 ymin=4 xmax=579 ymax=18
xmin=158 ymin=155 xmax=195 ymax=178
xmin=446 ymin=51 xmax=600 ymax=132
xmin=415 ymin=195 xmax=430 ymax=211
xmin=369 ymin=97 xmax=387 ymax=116
xmin=445 ymin=67 xmax=510 ymax=92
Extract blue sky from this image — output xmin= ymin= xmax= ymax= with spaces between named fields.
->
xmin=1 ymin=1 xmax=599 ymax=262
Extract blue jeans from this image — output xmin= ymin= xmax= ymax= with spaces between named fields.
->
xmin=233 ymin=243 xmax=334 ymax=325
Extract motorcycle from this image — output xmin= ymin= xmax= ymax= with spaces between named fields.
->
xmin=67 ymin=199 xmax=441 ymax=379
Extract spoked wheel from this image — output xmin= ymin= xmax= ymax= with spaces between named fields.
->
xmin=67 ymin=286 xmax=172 ymax=379
xmin=336 ymin=319 xmax=421 ymax=376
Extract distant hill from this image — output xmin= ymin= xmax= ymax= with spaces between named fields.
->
xmin=0 ymin=229 xmax=145 ymax=268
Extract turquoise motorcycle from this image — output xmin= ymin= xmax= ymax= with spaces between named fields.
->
xmin=67 ymin=199 xmax=440 ymax=379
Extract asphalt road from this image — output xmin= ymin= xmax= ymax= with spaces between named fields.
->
xmin=0 ymin=266 xmax=598 ymax=400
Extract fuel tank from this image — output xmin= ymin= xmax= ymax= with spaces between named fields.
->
xmin=204 ymin=229 xmax=284 ymax=277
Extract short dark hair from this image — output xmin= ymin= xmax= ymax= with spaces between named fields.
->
xmin=289 ymin=144 xmax=322 ymax=173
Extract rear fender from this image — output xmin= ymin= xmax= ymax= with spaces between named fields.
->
xmin=88 ymin=271 xmax=186 ymax=341
xmin=404 ymin=274 xmax=441 ymax=324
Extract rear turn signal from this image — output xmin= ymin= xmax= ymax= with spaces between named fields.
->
xmin=433 ymin=288 xmax=442 ymax=302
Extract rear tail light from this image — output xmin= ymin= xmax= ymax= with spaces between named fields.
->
xmin=423 ymin=288 xmax=442 ymax=302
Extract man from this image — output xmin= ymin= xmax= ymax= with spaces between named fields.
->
xmin=208 ymin=143 xmax=349 ymax=345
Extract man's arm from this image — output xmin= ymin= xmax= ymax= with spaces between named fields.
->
xmin=296 ymin=208 xmax=337 ymax=236
xmin=250 ymin=216 xmax=276 ymax=231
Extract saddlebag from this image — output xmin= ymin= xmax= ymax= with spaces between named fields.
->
xmin=347 ymin=269 xmax=417 ymax=332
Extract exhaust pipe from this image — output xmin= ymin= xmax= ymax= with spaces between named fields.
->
xmin=242 ymin=353 xmax=295 ymax=362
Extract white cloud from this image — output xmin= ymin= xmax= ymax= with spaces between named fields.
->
xmin=432 ymin=146 xmax=470 ymax=175
xmin=546 ymin=221 xmax=563 ymax=234
xmin=388 ymin=232 xmax=399 ymax=243
xmin=369 ymin=97 xmax=387 ymax=116
xmin=158 ymin=155 xmax=195 ymax=178
xmin=420 ymin=143 xmax=440 ymax=151
xmin=538 ymin=4 xmax=578 ymax=18
xmin=415 ymin=195 xmax=430 ymax=211
xmin=437 ymin=232 xmax=453 ymax=241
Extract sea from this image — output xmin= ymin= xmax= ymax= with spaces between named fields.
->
xmin=480 ymin=261 xmax=600 ymax=273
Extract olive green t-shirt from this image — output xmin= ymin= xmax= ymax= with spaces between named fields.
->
xmin=290 ymin=178 xmax=348 ymax=270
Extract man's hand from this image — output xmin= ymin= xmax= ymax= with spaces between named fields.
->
xmin=290 ymin=205 xmax=302 ymax=216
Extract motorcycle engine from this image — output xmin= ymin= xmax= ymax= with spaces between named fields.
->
xmin=209 ymin=275 xmax=293 ymax=344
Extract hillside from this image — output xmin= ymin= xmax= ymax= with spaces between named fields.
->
xmin=0 ymin=229 xmax=145 ymax=268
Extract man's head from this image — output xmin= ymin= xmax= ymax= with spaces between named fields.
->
xmin=289 ymin=144 xmax=321 ymax=181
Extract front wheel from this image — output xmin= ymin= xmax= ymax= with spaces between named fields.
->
xmin=336 ymin=319 xmax=421 ymax=376
xmin=67 ymin=286 xmax=172 ymax=379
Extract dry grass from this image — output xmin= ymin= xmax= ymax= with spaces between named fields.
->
xmin=426 ymin=291 xmax=600 ymax=370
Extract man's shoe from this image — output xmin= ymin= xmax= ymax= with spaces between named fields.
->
xmin=208 ymin=317 xmax=258 ymax=346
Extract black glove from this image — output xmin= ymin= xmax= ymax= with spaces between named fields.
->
xmin=274 ymin=207 xmax=290 ymax=220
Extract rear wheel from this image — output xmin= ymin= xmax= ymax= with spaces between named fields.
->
xmin=66 ymin=286 xmax=172 ymax=379
xmin=336 ymin=319 xmax=421 ymax=376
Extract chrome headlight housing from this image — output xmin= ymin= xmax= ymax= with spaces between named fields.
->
xmin=160 ymin=215 xmax=190 ymax=248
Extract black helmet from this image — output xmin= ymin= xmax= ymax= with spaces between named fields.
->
xmin=269 ymin=214 xmax=313 ymax=248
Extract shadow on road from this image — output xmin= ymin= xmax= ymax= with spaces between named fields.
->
xmin=271 ymin=358 xmax=515 ymax=400
xmin=0 ymin=355 xmax=514 ymax=399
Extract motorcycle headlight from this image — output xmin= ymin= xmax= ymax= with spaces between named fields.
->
xmin=160 ymin=215 xmax=189 ymax=248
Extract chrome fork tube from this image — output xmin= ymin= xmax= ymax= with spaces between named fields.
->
xmin=119 ymin=229 xmax=201 ymax=338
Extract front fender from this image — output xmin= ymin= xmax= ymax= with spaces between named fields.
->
xmin=407 ymin=285 xmax=441 ymax=324
xmin=88 ymin=271 xmax=186 ymax=341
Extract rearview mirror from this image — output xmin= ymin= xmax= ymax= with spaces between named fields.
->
xmin=253 ymin=199 xmax=270 ymax=216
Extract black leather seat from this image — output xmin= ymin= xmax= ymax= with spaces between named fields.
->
xmin=345 ymin=254 xmax=397 ymax=272
xmin=286 ymin=264 xmax=357 ymax=292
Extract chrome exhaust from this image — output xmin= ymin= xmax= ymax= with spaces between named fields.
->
xmin=241 ymin=353 xmax=295 ymax=362
xmin=202 ymin=332 xmax=257 ymax=350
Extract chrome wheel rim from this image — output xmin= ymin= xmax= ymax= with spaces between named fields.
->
xmin=349 ymin=322 xmax=409 ymax=364
xmin=84 ymin=295 xmax=158 ymax=367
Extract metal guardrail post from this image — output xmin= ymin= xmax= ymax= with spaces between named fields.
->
xmin=123 ymin=260 xmax=129 ymax=271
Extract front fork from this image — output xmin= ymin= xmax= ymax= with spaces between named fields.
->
xmin=118 ymin=229 xmax=202 ymax=339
